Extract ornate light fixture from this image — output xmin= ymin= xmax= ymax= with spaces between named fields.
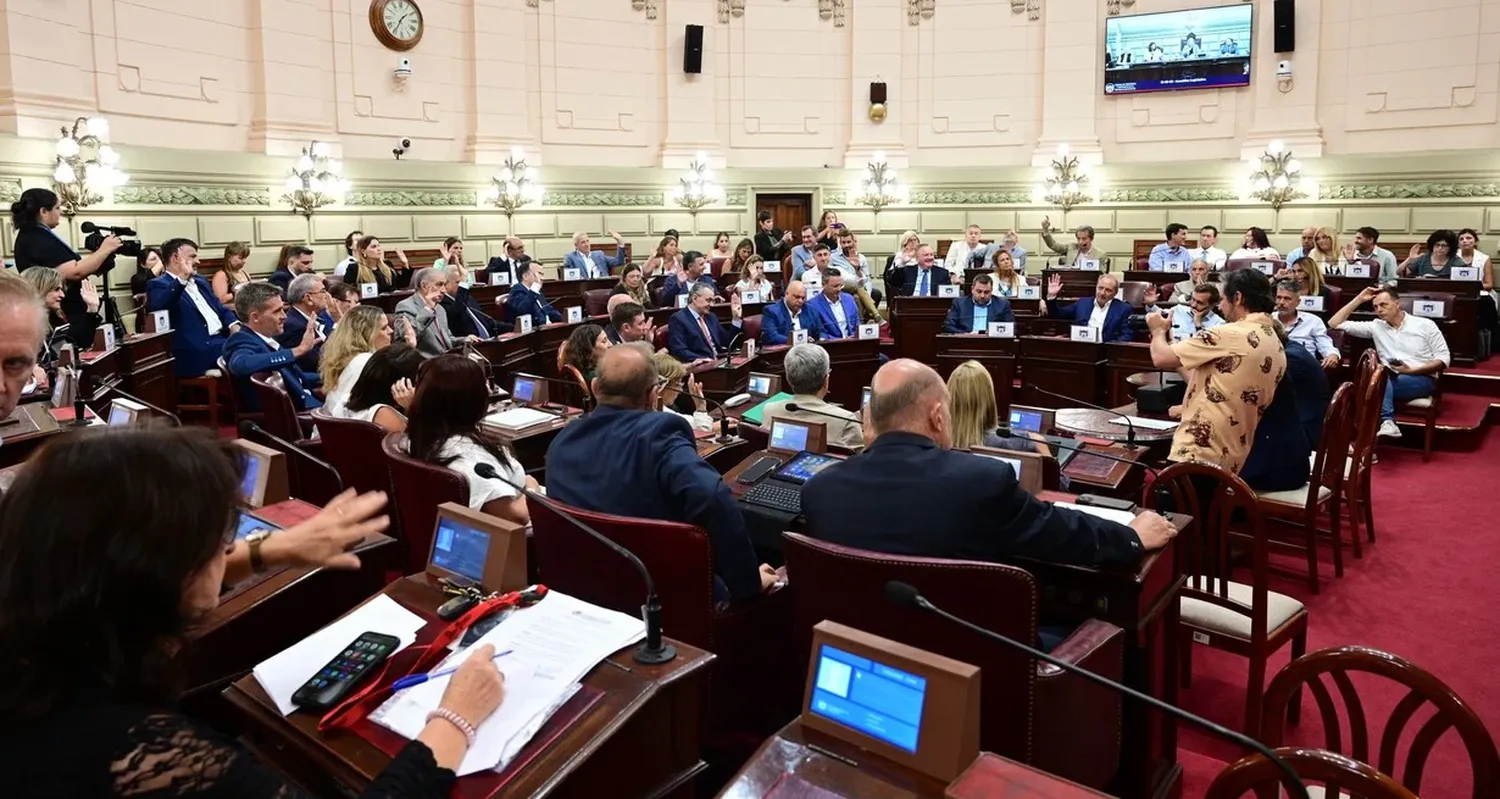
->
xmin=281 ymin=141 xmax=349 ymax=217
xmin=852 ymin=151 xmax=909 ymax=213
xmin=481 ymin=147 xmax=543 ymax=217
xmin=1031 ymin=143 xmax=1094 ymax=211
xmin=1243 ymin=139 xmax=1310 ymax=210
xmin=671 ymin=152 xmax=724 ymax=215
xmin=52 ymin=116 xmax=127 ymax=217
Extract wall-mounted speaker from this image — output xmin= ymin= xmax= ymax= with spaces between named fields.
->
xmin=684 ymin=25 xmax=704 ymax=74
xmin=1273 ymin=0 xmax=1296 ymax=53
xmin=870 ymin=82 xmax=888 ymax=104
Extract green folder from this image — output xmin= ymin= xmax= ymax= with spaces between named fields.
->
xmin=742 ymin=392 xmax=793 ymax=426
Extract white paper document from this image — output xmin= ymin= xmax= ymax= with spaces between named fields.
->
xmin=370 ymin=590 xmax=645 ymax=776
xmin=484 ymin=407 xmax=553 ymax=429
xmin=252 ymin=594 xmax=427 ymax=716
xmin=1053 ymin=501 xmax=1138 ymax=527
xmin=1108 ymin=415 xmax=1179 ymax=431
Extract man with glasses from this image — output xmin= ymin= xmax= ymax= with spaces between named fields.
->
xmin=277 ymin=273 xmax=334 ymax=371
xmin=485 ymin=236 xmax=533 ymax=281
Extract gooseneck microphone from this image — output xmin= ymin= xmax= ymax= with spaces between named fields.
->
xmin=883 ymin=581 xmax=1310 ymax=799
xmin=1028 ymin=385 xmax=1144 ymax=450
xmin=473 ymin=462 xmax=676 ymax=665
xmin=690 ymin=388 xmax=742 ymax=445
xmin=239 ymin=421 xmax=345 ymax=494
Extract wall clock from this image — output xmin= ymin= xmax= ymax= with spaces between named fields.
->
xmin=370 ymin=0 xmax=424 ymax=52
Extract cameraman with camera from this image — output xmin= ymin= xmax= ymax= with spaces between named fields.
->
xmin=10 ymin=188 xmax=123 ymax=349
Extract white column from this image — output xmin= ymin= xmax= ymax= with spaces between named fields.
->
xmin=1032 ymin=0 xmax=1103 ymax=165
xmin=1243 ymin=1 xmax=1325 ymax=158
xmin=843 ymin=0 xmax=907 ymax=168
xmin=466 ymin=0 xmax=537 ymax=163
xmin=659 ymin=0 xmax=721 ymax=167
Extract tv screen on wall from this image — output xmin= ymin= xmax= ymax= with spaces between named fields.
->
xmin=1104 ymin=4 xmax=1253 ymax=96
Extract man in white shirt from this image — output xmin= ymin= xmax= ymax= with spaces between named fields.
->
xmin=1338 ymin=227 xmax=1400 ymax=283
xmin=1274 ymin=280 xmax=1340 ymax=368
xmin=1188 ymin=225 xmax=1227 ymax=269
xmin=796 ymin=244 xmax=833 ymax=286
xmin=1329 ymin=286 xmax=1450 ymax=438
xmin=831 ymin=231 xmax=883 ymax=322
xmin=944 ymin=225 xmax=983 ymax=272
xmin=145 ymin=237 xmax=242 ymax=378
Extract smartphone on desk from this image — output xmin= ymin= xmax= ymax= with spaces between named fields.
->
xmin=291 ymin=631 xmax=401 ymax=711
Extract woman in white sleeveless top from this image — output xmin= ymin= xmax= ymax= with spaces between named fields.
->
xmin=336 ymin=343 xmax=421 ymax=433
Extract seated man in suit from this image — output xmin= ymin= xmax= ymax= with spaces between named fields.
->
xmin=807 ymin=272 xmax=860 ymax=340
xmin=942 ymin=273 xmax=1015 ymax=334
xmin=146 ymin=237 xmax=242 ymax=378
xmin=760 ymin=280 xmax=818 ymax=346
xmin=442 ymin=263 xmax=509 ymax=339
xmin=1044 ymin=272 xmax=1133 ymax=342
xmin=1168 ymin=259 xmax=1213 ymax=304
xmin=668 ymin=284 xmax=743 ymax=363
xmin=276 ymin=273 xmax=333 ymax=372
xmin=660 ymin=251 xmax=715 ymax=308
xmin=563 ymin=230 xmax=627 ymax=279
xmin=760 ymin=343 xmax=864 ymax=450
xmin=605 ymin=298 xmax=654 ymax=346
xmin=545 ymin=343 xmax=778 ymax=600
xmin=268 ymin=244 xmax=315 ymax=292
xmin=899 ymin=244 xmax=956 ymax=297
xmin=504 ymin=260 xmax=563 ymax=327
xmin=223 ymin=282 xmax=322 ymax=412
xmin=485 ymin=236 xmax=532 ymax=281
xmin=396 ymin=268 xmax=461 ymax=358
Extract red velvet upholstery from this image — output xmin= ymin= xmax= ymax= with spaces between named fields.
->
xmin=381 ymin=432 xmax=469 ymax=573
xmin=310 ymin=409 xmax=397 ymax=530
xmin=248 ymin=375 xmax=338 ymax=505
xmin=742 ymin=313 xmax=762 ymax=343
xmin=1120 ymin=280 xmax=1155 ymax=310
xmin=492 ymin=293 xmax=510 ymax=322
xmin=652 ymin=323 xmax=669 ymax=352
xmin=780 ymin=532 xmax=1126 ymax=789
xmin=583 ymin=288 xmax=611 ymax=317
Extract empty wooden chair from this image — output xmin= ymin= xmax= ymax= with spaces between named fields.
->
xmin=1207 ymin=747 xmax=1416 ymax=799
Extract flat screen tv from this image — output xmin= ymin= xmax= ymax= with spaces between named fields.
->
xmin=1104 ymin=4 xmax=1253 ymax=96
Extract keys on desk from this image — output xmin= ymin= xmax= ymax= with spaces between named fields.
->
xmin=742 ymin=482 xmax=803 ymax=515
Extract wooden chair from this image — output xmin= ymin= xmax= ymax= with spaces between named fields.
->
xmin=1255 ymin=382 xmax=1354 ymax=594
xmin=1259 ymin=645 xmax=1500 ymax=798
xmin=557 ymin=363 xmax=592 ymax=410
xmin=1149 ymin=460 xmax=1309 ymax=736
xmin=380 ymin=432 xmax=468 ymax=573
xmin=178 ymin=372 xmax=233 ymax=429
xmin=246 ymin=376 xmax=341 ymax=505
xmin=1347 ymin=349 xmax=1383 ymax=550
xmin=1206 ymin=747 xmax=1417 ymax=799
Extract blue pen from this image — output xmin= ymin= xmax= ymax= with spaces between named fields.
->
xmin=391 ymin=648 xmax=514 ymax=691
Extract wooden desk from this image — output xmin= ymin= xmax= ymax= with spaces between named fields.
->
xmin=933 ymin=334 xmax=1017 ymax=411
xmin=223 ymin=575 xmax=714 ymax=799
xmin=1042 ymin=268 xmax=1106 ymax=300
xmin=358 ymin=291 xmax=410 ymax=314
xmin=691 ymin=354 xmax=754 ymax=396
xmin=0 ymin=402 xmax=65 ymax=468
xmin=892 ymin=296 xmax=955 ymax=364
xmin=541 ymin=277 xmax=615 ymax=304
xmin=1325 ymin=275 xmax=1483 ymax=365
xmin=820 ymin=338 xmax=883 ymax=408
xmin=1018 ymin=338 xmax=1106 ymax=408
xmin=1103 ymin=342 xmax=1158 ymax=408
xmin=1062 ymin=443 xmax=1149 ymax=502
xmin=118 ymin=330 xmax=177 ymax=411
xmin=77 ymin=343 xmax=123 ymax=398
xmin=475 ymin=330 xmax=540 ymax=379
xmin=481 ymin=403 xmax=578 ymax=471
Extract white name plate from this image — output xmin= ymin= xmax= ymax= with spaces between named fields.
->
xmin=938 ymin=284 xmax=960 ymax=298
xmin=360 ymin=282 xmax=378 ymax=298
xmin=792 ymin=329 xmax=810 ymax=345
xmin=858 ymin=322 xmax=879 ymax=340
xmin=1413 ymin=300 xmax=1446 ymax=318
xmin=566 ymin=306 xmax=583 ymax=324
xmin=563 ymin=267 xmax=582 ymax=281
xmin=518 ymin=315 xmax=534 ymax=334
xmin=987 ymin=322 xmax=1015 ymax=338
xmin=1070 ymin=325 xmax=1102 ymax=343
xmin=1299 ymin=295 xmax=1325 ymax=311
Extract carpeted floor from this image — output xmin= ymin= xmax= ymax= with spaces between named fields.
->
xmin=1176 ymin=425 xmax=1499 ymax=797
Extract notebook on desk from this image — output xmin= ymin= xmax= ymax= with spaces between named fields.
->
xmin=742 ymin=391 xmax=793 ymax=426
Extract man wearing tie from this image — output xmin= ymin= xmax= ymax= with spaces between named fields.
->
xmin=942 ymin=274 xmax=1015 ymax=334
xmin=760 ymin=280 xmax=819 ymax=346
xmin=563 ymin=230 xmax=627 ymax=279
xmin=900 ymin=244 xmax=954 ymax=297
xmin=442 ymin=263 xmax=509 ymax=339
xmin=504 ymin=260 xmax=562 ymax=327
xmin=223 ymin=282 xmax=322 ymax=412
xmin=276 ymin=274 xmax=334 ymax=372
xmin=395 ymin=268 xmax=460 ymax=358
xmin=807 ymin=272 xmax=860 ymax=340
xmin=667 ymin=284 xmax=743 ymax=363
xmin=146 ymin=237 xmax=241 ymax=378
xmin=485 ymin=236 xmax=531 ymax=281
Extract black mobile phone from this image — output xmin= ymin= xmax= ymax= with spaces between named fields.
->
xmin=737 ymin=456 xmax=780 ymax=485
xmin=291 ymin=631 xmax=401 ymax=711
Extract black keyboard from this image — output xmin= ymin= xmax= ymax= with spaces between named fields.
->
xmin=742 ymin=482 xmax=803 ymax=514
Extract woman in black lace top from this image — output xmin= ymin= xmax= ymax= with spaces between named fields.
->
xmin=0 ymin=427 xmax=507 ymax=798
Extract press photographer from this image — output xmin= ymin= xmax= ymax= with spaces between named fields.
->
xmin=11 ymin=188 xmax=124 ymax=348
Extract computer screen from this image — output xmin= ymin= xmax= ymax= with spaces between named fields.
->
xmin=774 ymin=451 xmax=838 ymax=484
xmin=1104 ymin=4 xmax=1253 ymax=95
xmin=748 ymin=374 xmax=771 ymax=396
xmin=239 ymin=453 xmax=262 ymax=504
xmin=770 ymin=420 xmax=810 ymax=452
xmin=235 ymin=511 xmax=279 ymax=541
xmin=1009 ymin=408 xmax=1045 ymax=433
xmin=809 ymin=643 xmax=928 ymax=754
xmin=431 ymin=515 xmax=491 ymax=583
xmin=107 ymin=404 xmax=132 ymax=426
xmin=513 ymin=377 xmax=537 ymax=403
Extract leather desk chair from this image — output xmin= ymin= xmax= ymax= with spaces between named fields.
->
xmin=742 ymin=313 xmax=762 ymax=343
xmin=583 ymin=288 xmax=610 ymax=317
xmin=381 ymin=432 xmax=468 ymax=573
xmin=247 ymin=375 xmax=339 ymax=505
xmin=780 ymin=532 xmax=1126 ymax=790
xmin=310 ymin=409 xmax=395 ymax=515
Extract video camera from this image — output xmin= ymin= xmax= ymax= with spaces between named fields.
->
xmin=81 ymin=221 xmax=143 ymax=261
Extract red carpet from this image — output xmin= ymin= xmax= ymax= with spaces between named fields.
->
xmin=1178 ymin=425 xmax=1500 ymax=797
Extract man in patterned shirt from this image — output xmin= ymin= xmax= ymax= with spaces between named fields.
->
xmin=1146 ymin=268 xmax=1286 ymax=472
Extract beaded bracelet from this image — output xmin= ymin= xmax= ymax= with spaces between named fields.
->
xmin=425 ymin=707 xmax=477 ymax=747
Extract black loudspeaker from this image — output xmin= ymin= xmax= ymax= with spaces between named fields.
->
xmin=684 ymin=25 xmax=704 ymax=73
xmin=870 ymin=82 xmax=887 ymax=104
xmin=1273 ymin=0 xmax=1296 ymax=53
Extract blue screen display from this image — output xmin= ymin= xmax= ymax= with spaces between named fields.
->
xmin=770 ymin=420 xmax=809 ymax=451
xmin=748 ymin=375 xmax=771 ymax=395
xmin=513 ymin=377 xmax=537 ymax=402
xmin=240 ymin=453 xmax=261 ymax=503
xmin=809 ymin=644 xmax=927 ymax=754
xmin=431 ymin=516 xmax=490 ymax=583
xmin=775 ymin=452 xmax=837 ymax=484
xmin=235 ymin=512 xmax=279 ymax=541
xmin=1104 ymin=5 xmax=1252 ymax=96
xmin=1009 ymin=408 xmax=1045 ymax=433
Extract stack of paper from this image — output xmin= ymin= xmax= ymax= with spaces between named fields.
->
xmin=484 ymin=407 xmax=554 ymax=429
xmin=1054 ymin=501 xmax=1138 ymax=527
xmin=1108 ymin=415 xmax=1179 ymax=431
xmin=370 ymin=590 xmax=645 ymax=776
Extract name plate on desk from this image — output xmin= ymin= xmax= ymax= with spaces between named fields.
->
xmin=938 ymin=284 xmax=960 ymax=298
xmin=563 ymin=267 xmax=582 ymax=281
xmin=1018 ymin=284 xmax=1040 ymax=299
xmin=675 ymin=294 xmax=689 ymax=309
xmin=987 ymin=322 xmax=1015 ymax=338
xmin=518 ymin=316 xmax=534 ymax=334
xmin=1299 ymin=295 xmax=1325 ymax=311
xmin=1070 ymin=325 xmax=1102 ymax=343
xmin=1162 ymin=261 xmax=1185 ymax=273
xmin=360 ymin=282 xmax=378 ymax=299
xmin=743 ymin=339 xmax=756 ymax=359
xmin=1252 ymin=261 xmax=1276 ymax=274
xmin=1078 ymin=258 xmax=1101 ymax=272
xmin=566 ymin=306 xmax=583 ymax=324
xmin=858 ymin=323 xmax=879 ymax=340
xmin=742 ymin=290 xmax=762 ymax=304
xmin=804 ymin=276 xmax=822 ymax=291
xmin=489 ymin=272 xmax=510 ymax=286
xmin=1413 ymin=299 xmax=1446 ymax=318
xmin=1453 ymin=266 xmax=1480 ymax=281
xmin=1347 ymin=263 xmax=1372 ymax=278
xmin=792 ymin=329 xmax=810 ymax=346
xmin=763 ymin=260 xmax=781 ymax=273
xmin=145 ymin=309 xmax=172 ymax=333
xmin=93 ymin=325 xmax=117 ymax=352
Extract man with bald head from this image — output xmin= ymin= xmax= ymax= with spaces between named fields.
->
xmin=760 ymin=280 xmax=819 ymax=346
xmin=801 ymin=358 xmax=1175 ymax=575
xmin=0 ymin=273 xmax=47 ymax=421
xmin=485 ymin=236 xmax=532 ymax=281
xmin=546 ymin=343 xmax=778 ymax=600
xmin=1044 ymin=272 xmax=1134 ymax=342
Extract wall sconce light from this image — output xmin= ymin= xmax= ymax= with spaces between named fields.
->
xmin=281 ymin=140 xmax=350 ymax=217
xmin=481 ymin=147 xmax=543 ymax=218
xmin=671 ymin=152 xmax=724 ymax=215
xmin=852 ymin=151 xmax=908 ymax=213
xmin=1242 ymin=139 xmax=1311 ymax=210
xmin=53 ymin=116 xmax=127 ymax=218
xmin=1031 ymin=143 xmax=1095 ymax=211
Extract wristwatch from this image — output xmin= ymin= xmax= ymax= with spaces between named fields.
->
xmin=246 ymin=528 xmax=274 ymax=573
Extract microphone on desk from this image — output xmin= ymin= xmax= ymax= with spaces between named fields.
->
xmin=882 ymin=581 xmax=1311 ymax=799
xmin=103 ymin=383 xmax=182 ymax=426
xmin=716 ymin=330 xmax=744 ymax=369
xmin=473 ymin=462 xmax=677 ymax=665
xmin=994 ymin=425 xmax=1157 ymax=512
xmin=239 ymin=420 xmax=345 ymax=494
xmin=684 ymin=386 xmax=741 ymax=445
xmin=1028 ymin=385 xmax=1141 ymax=450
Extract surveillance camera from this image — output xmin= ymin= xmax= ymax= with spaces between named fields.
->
xmin=399 ymin=137 xmax=412 ymax=149
xmin=393 ymin=137 xmax=412 ymax=160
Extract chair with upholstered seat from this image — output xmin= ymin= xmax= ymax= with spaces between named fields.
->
xmin=380 ymin=432 xmax=468 ymax=573
xmin=781 ymin=532 xmax=1127 ymax=789
xmin=582 ymin=288 xmax=611 ymax=317
xmin=1259 ymin=645 xmax=1500 ymax=798
xmin=1206 ymin=747 xmax=1417 ymax=799
xmin=1150 ymin=460 xmax=1309 ymax=736
xmin=741 ymin=313 xmax=762 ymax=343
xmin=311 ymin=408 xmax=397 ymax=520
xmin=246 ymin=375 xmax=340 ymax=505
xmin=1393 ymin=293 xmax=1452 ymax=462
xmin=1346 ymin=349 xmax=1383 ymax=550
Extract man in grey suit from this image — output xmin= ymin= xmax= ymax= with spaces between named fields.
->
xmin=395 ymin=267 xmax=458 ymax=358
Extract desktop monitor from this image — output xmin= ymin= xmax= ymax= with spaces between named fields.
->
xmin=425 ymin=502 xmax=528 ymax=592
xmin=768 ymin=417 xmax=827 ymax=455
xmin=1007 ymin=404 xmax=1055 ymax=435
xmin=1104 ymin=4 xmax=1253 ymax=96
xmin=747 ymin=372 xmax=781 ymax=398
xmin=970 ymin=446 xmax=1047 ymax=495
xmin=801 ymin=621 xmax=980 ymax=782
xmin=231 ymin=439 xmax=289 ymax=508
xmin=107 ymin=398 xmax=145 ymax=427
xmin=511 ymin=373 xmax=548 ymax=405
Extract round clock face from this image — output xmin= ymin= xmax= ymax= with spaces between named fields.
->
xmin=373 ymin=0 xmax=423 ymax=51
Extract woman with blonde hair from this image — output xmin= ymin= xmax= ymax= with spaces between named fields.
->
xmin=947 ymin=361 xmax=1052 ymax=458
xmin=340 ymin=235 xmax=408 ymax=294
xmin=733 ymin=256 xmax=776 ymax=301
xmin=651 ymin=351 xmax=714 ymax=433
xmin=319 ymin=304 xmax=394 ymax=414
xmin=990 ymin=249 xmax=1026 ymax=298
xmin=1309 ymin=227 xmax=1338 ymax=268
xmin=210 ymin=241 xmax=251 ymax=304
xmin=19 ymin=265 xmax=72 ymax=389
xmin=883 ymin=230 xmax=922 ymax=296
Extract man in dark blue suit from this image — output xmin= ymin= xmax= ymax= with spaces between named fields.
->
xmin=503 ymin=260 xmax=562 ymax=328
xmin=546 ymin=343 xmax=776 ymax=600
xmin=667 ymin=284 xmax=744 ymax=362
xmin=440 ymin=263 xmax=510 ymax=339
xmin=899 ymin=245 xmax=956 ymax=297
xmin=223 ymin=282 xmax=323 ymax=413
xmin=942 ymin=274 xmax=1016 ymax=333
xmin=1044 ymin=272 xmax=1134 ymax=342
xmin=145 ymin=237 xmax=241 ymax=377
xmin=268 ymin=244 xmax=315 ymax=292
xmin=806 ymin=272 xmax=861 ymax=340
xmin=760 ymin=280 xmax=819 ymax=346
xmin=660 ymin=251 xmax=716 ymax=309
xmin=276 ymin=273 xmax=333 ymax=372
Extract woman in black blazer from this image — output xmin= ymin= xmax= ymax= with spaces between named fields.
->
xmin=11 ymin=188 xmax=123 ymax=348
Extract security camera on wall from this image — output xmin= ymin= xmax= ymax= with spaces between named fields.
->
xmin=393 ymin=137 xmax=411 ymax=160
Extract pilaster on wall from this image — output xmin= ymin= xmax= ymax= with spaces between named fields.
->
xmin=466 ymin=0 xmax=537 ymax=163
xmin=1033 ymin=0 xmax=1103 ymax=164
xmin=249 ymin=0 xmax=338 ymax=156
xmin=661 ymin=0 xmax=720 ymax=165
xmin=1244 ymin=0 xmax=1325 ymax=158
xmin=843 ymin=0 xmax=907 ymax=168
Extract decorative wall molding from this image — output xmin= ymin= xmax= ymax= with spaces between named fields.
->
xmin=346 ymin=190 xmax=476 ymax=207
xmin=543 ymin=190 xmax=666 ymax=206
xmin=907 ymin=0 xmax=935 ymax=26
xmin=717 ymin=0 xmax=745 ymax=23
xmin=818 ymin=0 xmax=847 ymax=27
xmin=906 ymin=189 xmax=1033 ymax=205
xmin=0 ymin=179 xmax=21 ymax=203
xmin=1106 ymin=0 xmax=1135 ymax=17
xmin=824 ymin=190 xmax=848 ymax=204
xmin=1319 ymin=182 xmax=1500 ymax=200
xmin=1027 ymin=0 xmax=1041 ymax=21
xmin=115 ymin=185 xmax=271 ymax=206
xmin=631 ymin=0 xmax=658 ymax=20
xmin=725 ymin=190 xmax=748 ymax=206
xmin=1098 ymin=187 xmax=1241 ymax=203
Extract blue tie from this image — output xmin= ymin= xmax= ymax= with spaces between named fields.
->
xmin=918 ymin=270 xmax=929 ymax=296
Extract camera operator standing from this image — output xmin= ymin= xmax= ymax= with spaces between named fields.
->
xmin=10 ymin=188 xmax=122 ymax=349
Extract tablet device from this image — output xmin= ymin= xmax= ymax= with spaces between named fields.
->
xmin=772 ymin=451 xmax=839 ymax=485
